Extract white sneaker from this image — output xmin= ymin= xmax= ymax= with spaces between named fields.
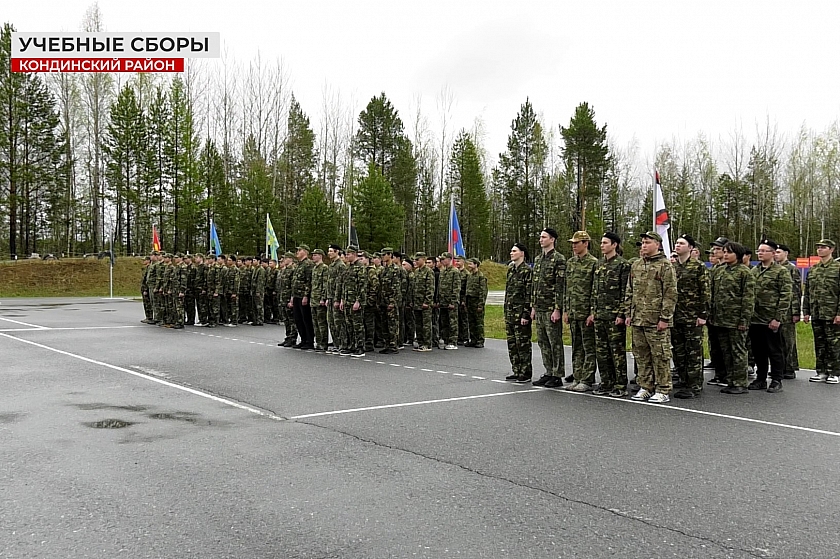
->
xmin=747 ymin=366 xmax=757 ymax=380
xmin=631 ymin=388 xmax=652 ymax=401
xmin=827 ymin=376 xmax=840 ymax=384
xmin=810 ymin=373 xmax=829 ymax=383
xmin=648 ymin=392 xmax=671 ymax=404
xmin=445 ymin=344 xmax=458 ymax=350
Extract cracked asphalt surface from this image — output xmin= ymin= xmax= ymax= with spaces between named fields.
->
xmin=2 ymin=297 xmax=839 ymax=558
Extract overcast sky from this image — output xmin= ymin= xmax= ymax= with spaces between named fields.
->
xmin=7 ymin=0 xmax=840 ymax=168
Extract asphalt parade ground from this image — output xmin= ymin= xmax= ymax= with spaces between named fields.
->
xmin=2 ymin=298 xmax=839 ymax=558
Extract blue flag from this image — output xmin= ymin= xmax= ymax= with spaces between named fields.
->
xmin=448 ymin=198 xmax=465 ymax=257
xmin=210 ymin=220 xmax=222 ymax=256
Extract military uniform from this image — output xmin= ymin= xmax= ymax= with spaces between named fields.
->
xmin=564 ymin=244 xmax=598 ymax=386
xmin=672 ymin=256 xmax=710 ymax=395
xmin=710 ymin=261 xmax=756 ymax=389
xmin=140 ymin=259 xmax=153 ymax=323
xmin=457 ymin=262 xmax=470 ymax=344
xmin=438 ymin=256 xmax=461 ymax=347
xmin=780 ymin=259 xmax=801 ymax=377
xmin=183 ymin=258 xmax=197 ymax=325
xmin=310 ymin=251 xmax=329 ymax=350
xmin=216 ymin=260 xmax=229 ymax=324
xmin=291 ymin=248 xmax=315 ymax=347
xmin=226 ymin=260 xmax=241 ymax=325
xmin=379 ymin=252 xmax=402 ymax=351
xmin=342 ymin=250 xmax=368 ymax=354
xmin=252 ymin=262 xmax=267 ymax=326
xmin=411 ymin=257 xmax=435 ymax=350
xmin=465 ymin=260 xmax=488 ymax=347
xmin=505 ymin=261 xmax=532 ymax=380
xmin=363 ymin=261 xmax=380 ymax=351
xmin=401 ymin=263 xmax=414 ymax=346
xmin=278 ymin=257 xmax=298 ymax=344
xmin=749 ymin=260 xmax=792 ymax=388
xmin=803 ymin=244 xmax=840 ymax=381
xmin=592 ymin=253 xmax=630 ymax=394
xmin=327 ymin=255 xmax=348 ymax=352
xmin=172 ymin=256 xmax=188 ymax=328
xmin=195 ymin=259 xmax=208 ymax=325
xmin=153 ymin=257 xmax=167 ymax=325
xmin=162 ymin=257 xmax=176 ymax=325
xmin=266 ymin=264 xmax=280 ymax=324
xmin=531 ymin=248 xmax=566 ymax=385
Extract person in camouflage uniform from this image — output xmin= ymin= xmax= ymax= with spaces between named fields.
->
xmin=775 ymin=244 xmax=802 ymax=379
xmin=709 ymin=241 xmax=756 ymax=393
xmin=278 ymin=253 xmax=298 ymax=346
xmin=203 ymin=254 xmax=217 ymax=327
xmin=431 ymin=257 xmax=442 ymax=347
xmin=505 ymin=243 xmax=533 ymax=382
xmin=341 ymin=246 xmax=368 ymax=357
xmin=456 ymin=256 xmax=470 ymax=345
xmin=141 ymin=256 xmax=153 ymax=323
xmin=625 ymin=231 xmax=678 ymax=403
xmin=804 ymin=239 xmax=840 ymax=384
xmin=237 ymin=258 xmax=251 ymax=324
xmin=183 ymin=254 xmax=197 ymax=325
xmin=564 ymin=231 xmax=598 ymax=390
xmin=310 ymin=249 xmax=330 ymax=351
xmin=359 ymin=252 xmax=379 ymax=352
xmin=219 ymin=255 xmax=231 ymax=324
xmin=171 ymin=253 xmax=188 ymax=329
xmin=530 ymin=228 xmax=567 ymax=388
xmin=194 ymin=253 xmax=208 ymax=326
xmin=378 ymin=248 xmax=402 ymax=353
xmin=326 ymin=245 xmax=347 ymax=354
xmin=290 ymin=245 xmax=315 ymax=348
xmin=225 ymin=256 xmax=240 ymax=327
xmin=251 ymin=258 xmax=267 ymax=326
xmin=153 ymin=253 xmax=168 ymax=325
xmin=266 ymin=259 xmax=279 ymax=324
xmin=438 ymin=252 xmax=461 ymax=350
xmin=465 ymin=258 xmax=487 ymax=348
xmin=670 ymin=234 xmax=710 ymax=399
xmin=706 ymin=237 xmax=729 ymax=382
xmin=748 ymin=240 xmax=792 ymax=393
xmin=411 ymin=253 xmax=435 ymax=351
xmin=591 ymin=232 xmax=631 ymax=397
xmin=162 ymin=254 xmax=177 ymax=327
xmin=402 ymin=258 xmax=415 ymax=347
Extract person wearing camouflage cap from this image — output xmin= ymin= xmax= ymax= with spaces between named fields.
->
xmin=505 ymin=243 xmax=533 ymax=382
xmin=774 ymin=244 xmax=801 ymax=379
xmin=290 ymin=245 xmax=315 ymax=349
xmin=310 ymin=249 xmax=330 ymax=351
xmin=340 ymin=245 xmax=368 ymax=356
xmin=438 ymin=252 xmax=460 ymax=350
xmin=804 ymin=239 xmax=840 ymax=384
xmin=326 ymin=245 xmax=348 ymax=354
xmin=454 ymin=256 xmax=470 ymax=345
xmin=411 ymin=252 xmax=435 ymax=351
xmin=140 ymin=255 xmax=154 ymax=324
xmin=704 ymin=236 xmax=730 ymax=378
xmin=564 ymin=231 xmax=598 ymax=390
xmin=378 ymin=248 xmax=402 ymax=353
xmin=465 ymin=257 xmax=488 ymax=348
xmin=250 ymin=256 xmax=267 ymax=326
xmin=277 ymin=252 xmax=298 ymax=346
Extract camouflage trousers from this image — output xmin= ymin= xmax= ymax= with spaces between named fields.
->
xmin=313 ymin=304 xmax=329 ymax=349
xmin=154 ymin=291 xmax=166 ymax=323
xmin=252 ymin=292 xmax=264 ymax=325
xmin=458 ymin=302 xmax=469 ymax=343
xmin=534 ymin=311 xmax=564 ymax=377
xmin=403 ymin=305 xmax=416 ymax=345
xmin=344 ymin=306 xmax=365 ymax=351
xmin=432 ymin=308 xmax=440 ymax=345
xmin=717 ymin=327 xmax=748 ymax=387
xmin=267 ymin=291 xmax=280 ymax=323
xmin=780 ymin=322 xmax=799 ymax=373
xmin=142 ymin=291 xmax=153 ymax=321
xmin=173 ymin=294 xmax=185 ymax=327
xmin=197 ymin=292 xmax=208 ymax=324
xmin=440 ymin=307 xmax=459 ymax=345
xmin=595 ymin=318 xmax=627 ymax=389
xmin=382 ymin=306 xmax=400 ymax=349
xmin=631 ymin=326 xmax=672 ymax=394
xmin=184 ymin=292 xmax=196 ymax=325
xmin=812 ymin=319 xmax=840 ymax=376
xmin=505 ymin=310 xmax=532 ymax=378
xmin=364 ymin=305 xmax=378 ymax=350
xmin=227 ymin=294 xmax=239 ymax=324
xmin=208 ymin=294 xmax=221 ymax=325
xmin=466 ymin=296 xmax=485 ymax=345
xmin=219 ymin=294 xmax=229 ymax=324
xmin=414 ymin=308 xmax=432 ymax=348
xmin=282 ymin=304 xmax=298 ymax=343
xmin=328 ymin=303 xmax=345 ymax=349
xmin=569 ymin=319 xmax=597 ymax=385
xmin=165 ymin=293 xmax=176 ymax=324
xmin=671 ymin=323 xmax=704 ymax=391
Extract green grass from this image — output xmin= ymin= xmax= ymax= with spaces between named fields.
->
xmin=0 ymin=258 xmax=143 ymax=297
xmin=480 ymin=260 xmax=507 ymax=291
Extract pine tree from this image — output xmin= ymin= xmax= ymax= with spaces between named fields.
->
xmin=447 ymin=130 xmax=490 ymax=258
xmin=278 ymin=95 xmax=317 ymax=246
xmin=353 ymin=164 xmax=404 ymax=250
xmin=295 ymin=185 xmax=340 ymax=250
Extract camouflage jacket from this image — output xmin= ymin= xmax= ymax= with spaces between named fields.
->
xmin=252 ymin=265 xmax=267 ymax=295
xmin=266 ymin=267 xmax=278 ymax=294
xmin=194 ymin=263 xmax=206 ymax=293
xmin=803 ymin=258 xmax=840 ymax=320
xmin=625 ymin=252 xmax=677 ymax=327
xmin=380 ymin=263 xmax=402 ymax=307
xmin=278 ymin=265 xmax=295 ymax=301
xmin=364 ymin=265 xmax=380 ymax=307
xmin=327 ymin=259 xmax=347 ymax=301
xmin=205 ymin=263 xmax=217 ymax=295
xmin=310 ymin=261 xmax=329 ymax=302
xmin=673 ymin=257 xmax=710 ymax=324
xmin=215 ymin=265 xmax=228 ymax=295
xmin=564 ymin=252 xmax=597 ymax=320
xmin=531 ymin=249 xmax=566 ymax=312
xmin=411 ymin=266 xmax=435 ymax=309
xmin=402 ymin=268 xmax=413 ymax=307
xmin=751 ymin=262 xmax=792 ymax=325
xmin=438 ymin=266 xmax=461 ymax=306
xmin=781 ymin=260 xmax=802 ymax=318
xmin=141 ymin=265 xmax=151 ymax=292
xmin=592 ymin=255 xmax=630 ymax=320
xmin=710 ymin=263 xmax=756 ymax=328
xmin=161 ymin=263 xmax=174 ymax=292
xmin=459 ymin=268 xmax=469 ymax=304
xmin=465 ymin=270 xmax=488 ymax=302
xmin=185 ymin=264 xmax=196 ymax=293
xmin=505 ymin=261 xmax=532 ymax=320
xmin=342 ymin=260 xmax=368 ymax=304
xmin=174 ymin=263 xmax=188 ymax=293
xmin=226 ymin=265 xmax=240 ymax=295
xmin=292 ymin=258 xmax=314 ymax=298
xmin=152 ymin=262 xmax=165 ymax=292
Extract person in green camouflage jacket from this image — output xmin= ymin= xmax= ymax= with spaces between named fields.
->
xmin=251 ymin=258 xmax=267 ymax=326
xmin=310 ymin=249 xmax=329 ymax=351
xmin=379 ymin=248 xmax=402 ymax=353
xmin=237 ymin=258 xmax=251 ymax=324
xmin=141 ymin=256 xmax=153 ymax=323
xmin=591 ymin=232 xmax=631 ymax=397
xmin=153 ymin=253 xmax=167 ymax=325
xmin=465 ymin=258 xmax=488 ymax=348
xmin=505 ymin=243 xmax=533 ymax=382
xmin=225 ymin=256 xmax=240 ymax=326
xmin=748 ymin=240 xmax=792 ymax=392
xmin=709 ymin=241 xmax=756 ymax=393
xmin=564 ymin=231 xmax=598 ymax=390
xmin=290 ymin=245 xmax=315 ymax=349
xmin=456 ymin=256 xmax=470 ymax=345
xmin=438 ymin=252 xmax=461 ymax=349
xmin=671 ymin=234 xmax=710 ymax=399
xmin=803 ymin=239 xmax=840 ymax=383
xmin=402 ymin=258 xmax=415 ymax=347
xmin=326 ymin=245 xmax=347 ymax=354
xmin=411 ymin=253 xmax=435 ymax=351
xmin=278 ymin=254 xmax=298 ymax=346
xmin=775 ymin=244 xmax=801 ymax=379
xmin=625 ymin=232 xmax=678 ymax=403
xmin=162 ymin=254 xmax=176 ymax=326
xmin=530 ymin=228 xmax=567 ymax=388
xmin=360 ymin=252 xmax=380 ymax=352
xmin=340 ymin=247 xmax=368 ymax=356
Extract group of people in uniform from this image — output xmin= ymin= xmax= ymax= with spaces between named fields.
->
xmin=139 ymin=245 xmax=489 ymax=358
xmin=504 ymin=227 xmax=836 ymax=404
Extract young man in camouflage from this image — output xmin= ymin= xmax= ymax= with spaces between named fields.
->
xmin=216 ymin=255 xmax=229 ymax=325
xmin=564 ymin=231 xmax=598 ymax=390
xmin=183 ymin=254 xmax=197 ymax=326
xmin=412 ymin=253 xmax=435 ymax=352
xmin=341 ymin=246 xmax=368 ymax=357
xmin=265 ymin=259 xmax=280 ymax=324
xmin=359 ymin=252 xmax=379 ymax=352
xmin=626 ymin=231 xmax=677 ymax=403
xmin=671 ymin=234 xmax=710 ymax=399
xmin=161 ymin=254 xmax=177 ymax=327
xmin=225 ymin=256 xmax=240 ymax=327
xmin=505 ymin=244 xmax=533 ymax=382
xmin=310 ymin=249 xmax=329 ymax=351
xmin=402 ymin=257 xmax=416 ymax=347
xmin=438 ymin=252 xmax=461 ymax=350
xmin=748 ymin=240 xmax=792 ymax=392
xmin=530 ymin=227 xmax=567 ymax=388
xmin=804 ymin=239 xmax=840 ymax=384
xmin=456 ymin=256 xmax=470 ymax=345
xmin=290 ymin=245 xmax=315 ymax=349
xmin=775 ymin=244 xmax=801 ymax=379
xmin=705 ymin=237 xmax=729 ymax=383
xmin=141 ymin=256 xmax=153 ymax=323
xmin=465 ymin=258 xmax=488 ymax=348
xmin=591 ymin=232 xmax=631 ymax=397
xmin=250 ymin=258 xmax=267 ymax=326
xmin=326 ymin=246 xmax=347 ymax=354
xmin=278 ymin=253 xmax=298 ymax=346
xmin=378 ymin=248 xmax=402 ymax=354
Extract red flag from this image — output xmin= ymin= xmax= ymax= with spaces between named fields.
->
xmin=152 ymin=225 xmax=161 ymax=252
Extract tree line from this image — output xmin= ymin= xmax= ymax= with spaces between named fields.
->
xmin=2 ymin=11 xmax=840 ymax=263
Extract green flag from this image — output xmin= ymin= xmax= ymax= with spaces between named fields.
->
xmin=266 ymin=214 xmax=280 ymax=260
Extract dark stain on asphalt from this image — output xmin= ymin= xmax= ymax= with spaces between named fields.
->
xmin=84 ymin=419 xmax=135 ymax=429
xmin=0 ymin=412 xmax=25 ymax=424
xmin=73 ymin=403 xmax=149 ymax=412
xmin=148 ymin=412 xmax=198 ymax=423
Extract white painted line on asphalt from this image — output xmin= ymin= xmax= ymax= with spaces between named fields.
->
xmin=404 ymin=366 xmax=415 ymax=370
xmin=0 ymin=316 xmax=48 ymax=329
xmin=452 ymin=373 xmax=466 ymax=377
xmin=436 ymin=370 xmax=449 ymax=374
xmin=0 ymin=325 xmax=144 ymax=332
xmin=489 ymin=379 xmax=508 ymax=384
xmin=375 ymin=361 xmax=385 ymax=364
xmin=471 ymin=376 xmax=486 ymax=380
xmin=0 ymin=333 xmax=286 ymax=421
xmin=421 ymin=368 xmax=433 ymax=372
xmin=289 ymin=389 xmax=542 ymax=420
xmin=389 ymin=363 xmax=401 ymax=367
xmin=363 ymin=359 xmax=372 ymax=362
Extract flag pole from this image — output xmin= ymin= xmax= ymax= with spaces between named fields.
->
xmin=448 ymin=193 xmax=454 ymax=254
xmin=265 ymin=213 xmax=269 ymax=259
xmin=348 ymin=205 xmax=352 ymax=247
